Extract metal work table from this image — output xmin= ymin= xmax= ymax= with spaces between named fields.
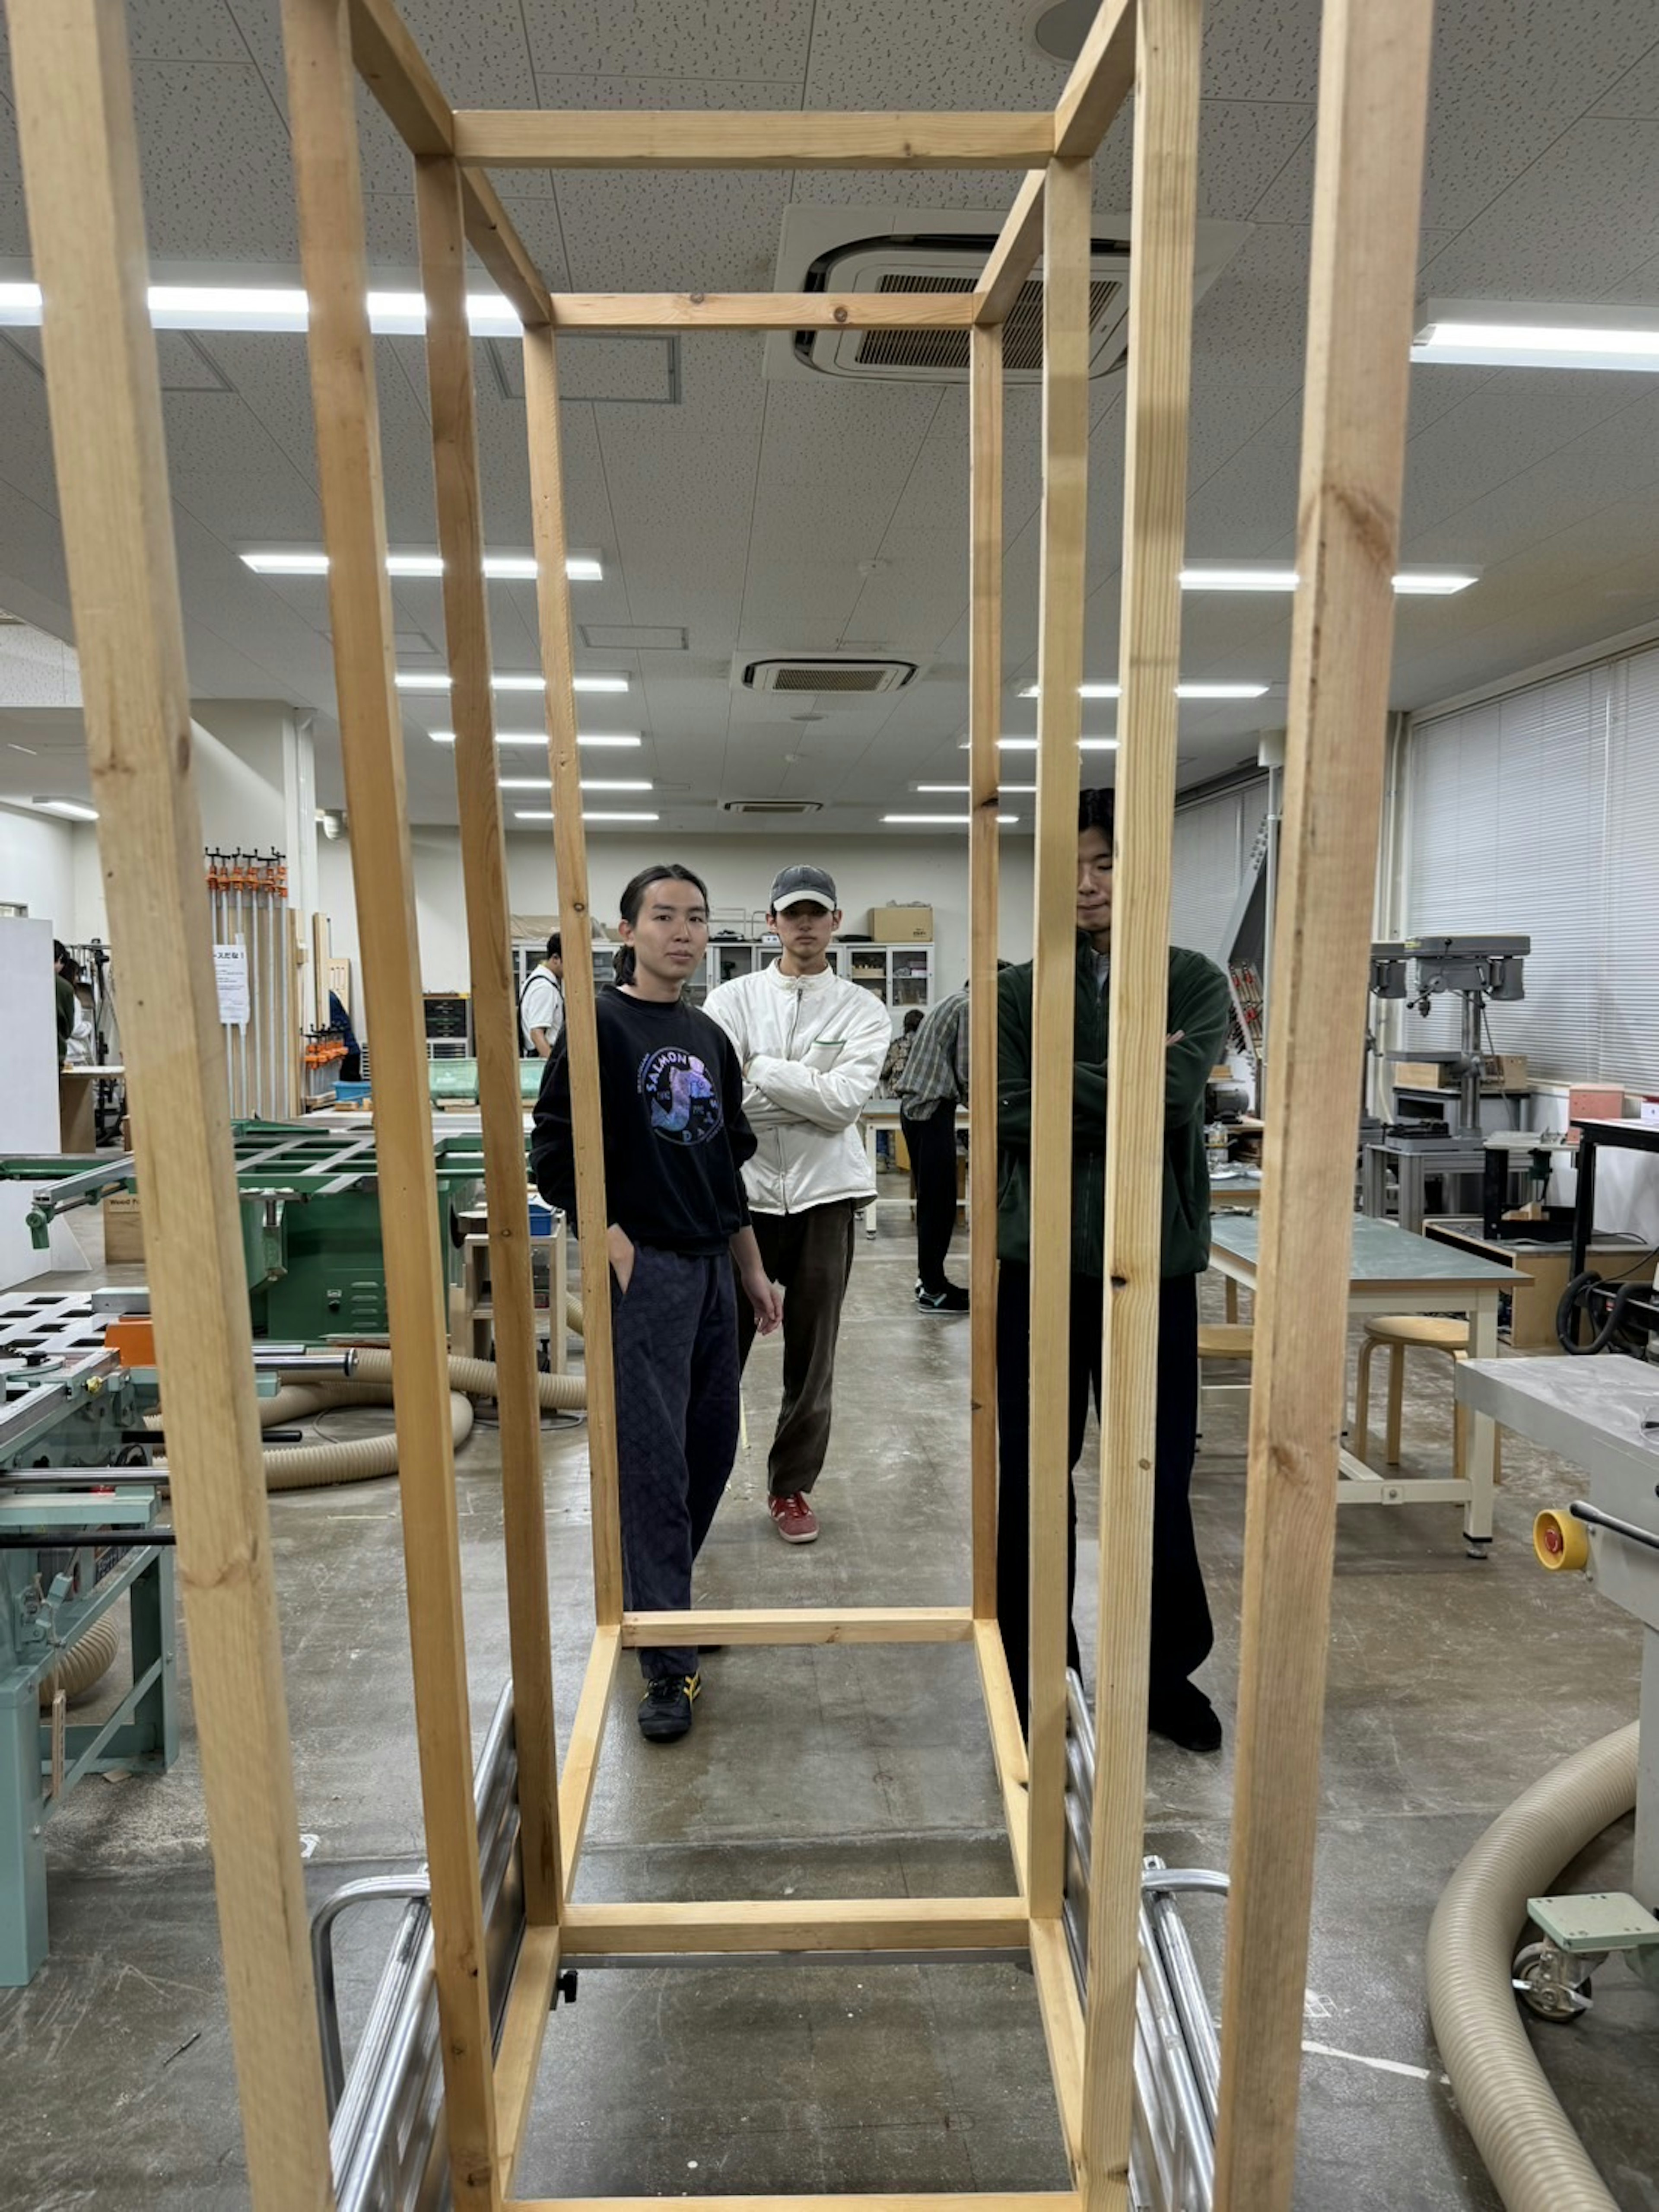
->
xmin=858 ymin=1105 xmax=969 ymax=1242
xmin=1457 ymin=1355 xmax=1659 ymax=1903
xmin=1209 ymin=1213 xmax=1521 ymax=1544
xmin=1362 ymin=1133 xmax=1528 ymax=1235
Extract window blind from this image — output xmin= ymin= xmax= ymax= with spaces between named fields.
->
xmin=1170 ymin=779 xmax=1268 ymax=961
xmin=1403 ymin=645 xmax=1659 ymax=1091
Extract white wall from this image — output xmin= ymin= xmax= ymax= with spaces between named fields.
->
xmin=317 ymin=828 xmax=1039 ymax=1028
xmin=0 ymin=801 xmax=78 ymax=936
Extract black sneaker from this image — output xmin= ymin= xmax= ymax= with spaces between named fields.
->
xmin=916 ymin=1279 xmax=970 ymax=1312
xmin=1148 ymin=1682 xmax=1223 ymax=1754
xmin=638 ymin=1671 xmax=700 ymax=1743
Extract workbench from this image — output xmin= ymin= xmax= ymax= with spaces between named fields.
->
xmin=1425 ymin=1217 xmax=1653 ymax=1353
xmin=1457 ymin=1355 xmax=1659 ymax=1903
xmin=1209 ymin=1212 xmax=1520 ymax=1544
xmin=858 ymin=1104 xmax=969 ymax=1241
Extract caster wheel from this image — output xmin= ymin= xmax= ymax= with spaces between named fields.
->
xmin=1464 ymin=1538 xmax=1493 ymax=1561
xmin=1512 ymin=1939 xmax=1592 ymax=2021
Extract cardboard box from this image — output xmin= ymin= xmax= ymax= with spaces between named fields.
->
xmin=102 ymin=1189 xmax=144 ymax=1264
xmin=868 ymin=904 xmax=933 ymax=943
xmin=1568 ymin=1085 xmax=1626 ymax=1124
xmin=1393 ymin=1053 xmax=1528 ymax=1093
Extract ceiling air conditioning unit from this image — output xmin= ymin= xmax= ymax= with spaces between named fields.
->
xmin=719 ymin=798 xmax=825 ymax=816
xmin=737 ymin=655 xmax=919 ymax=697
xmin=763 ymin=206 xmax=1250 ymax=386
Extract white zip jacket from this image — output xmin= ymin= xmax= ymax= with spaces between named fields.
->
xmin=701 ymin=959 xmax=891 ymax=1214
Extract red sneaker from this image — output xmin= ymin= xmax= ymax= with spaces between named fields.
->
xmin=769 ymin=1491 xmax=820 ymax=1544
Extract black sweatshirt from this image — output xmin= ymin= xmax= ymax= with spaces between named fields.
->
xmin=531 ymin=986 xmax=756 ymax=1257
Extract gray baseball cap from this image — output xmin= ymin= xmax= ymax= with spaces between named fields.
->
xmin=769 ymin=863 xmax=838 ymax=912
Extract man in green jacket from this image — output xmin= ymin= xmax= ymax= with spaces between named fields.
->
xmin=995 ymin=789 xmax=1232 ymax=1752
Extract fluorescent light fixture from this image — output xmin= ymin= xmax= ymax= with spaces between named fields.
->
xmin=242 ymin=549 xmax=597 ymax=582
xmin=882 ymin=813 xmax=1020 ymax=826
xmin=968 ymin=736 xmax=1119 ymax=752
xmin=500 ymin=777 xmax=652 ymax=793
xmin=915 ymin=783 xmax=1037 ymax=794
xmin=572 ymin=675 xmax=629 ymax=693
xmin=396 ymin=672 xmax=451 ymax=691
xmin=492 ymin=674 xmax=546 ymax=692
xmin=1080 ymin=739 xmax=1119 ymax=751
xmin=1412 ymin=299 xmax=1659 ymax=372
xmin=430 ymin=729 xmax=643 ymax=749
xmin=0 ymin=280 xmax=519 ymax=334
xmin=34 ymin=797 xmax=99 ymax=821
xmin=1017 ymin=681 xmax=1268 ymax=700
xmin=514 ymin=809 xmax=658 ymax=823
xmin=1178 ymin=561 xmax=1477 ymax=596
xmin=396 ymin=672 xmax=627 ymax=694
xmin=996 ymin=737 xmax=1038 ymax=749
xmin=1180 ymin=564 xmax=1300 ymax=592
xmin=498 ymin=777 xmax=549 ymax=789
xmin=1391 ymin=569 xmax=1479 ymax=595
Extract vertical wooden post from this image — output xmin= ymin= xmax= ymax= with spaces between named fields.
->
xmin=1027 ymin=154 xmax=1093 ymax=1922
xmin=1080 ymin=1 xmax=1202 ymax=2202
xmin=415 ymin=151 xmax=564 ymax=1928
xmin=1212 ymin=5 xmax=1435 ymax=2207
xmin=968 ymin=321 xmax=1003 ymax=1622
xmin=521 ymin=325 xmax=625 ymax=1629
xmin=6 ymin=3 xmax=334 ymax=2202
xmin=281 ymin=3 xmax=500 ymax=2202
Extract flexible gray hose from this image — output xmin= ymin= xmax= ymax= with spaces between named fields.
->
xmin=263 ymin=1387 xmax=474 ymax=1491
xmin=38 ymin=1612 xmax=120 ymax=1706
xmin=1427 ymin=1722 xmax=1637 ymax=2212
xmin=346 ymin=1345 xmax=585 ymax=1413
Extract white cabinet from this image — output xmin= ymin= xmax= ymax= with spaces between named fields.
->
xmin=831 ymin=942 xmax=933 ymax=1015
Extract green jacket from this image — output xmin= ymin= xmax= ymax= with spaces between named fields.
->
xmin=995 ymin=935 xmax=1232 ymax=1279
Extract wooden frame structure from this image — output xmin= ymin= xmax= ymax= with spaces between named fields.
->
xmin=6 ymin=0 xmax=1434 ymax=2206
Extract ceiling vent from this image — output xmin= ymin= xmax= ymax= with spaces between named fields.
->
xmin=764 ymin=206 xmax=1250 ymax=386
xmin=720 ymin=798 xmax=824 ymax=815
xmin=738 ymin=656 xmax=918 ymax=696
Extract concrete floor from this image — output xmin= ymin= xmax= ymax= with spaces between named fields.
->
xmin=4 ymin=1208 xmax=1657 ymax=2210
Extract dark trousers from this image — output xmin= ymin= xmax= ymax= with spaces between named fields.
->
xmin=735 ymin=1199 xmax=856 ymax=1498
xmin=901 ymin=1104 xmax=960 ymax=1291
xmin=611 ymin=1244 xmax=740 ymax=1680
xmin=995 ymin=1263 xmax=1211 ymax=1727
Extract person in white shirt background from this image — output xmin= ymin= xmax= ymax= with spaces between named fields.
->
xmin=702 ymin=865 xmax=889 ymax=1546
xmin=520 ymin=933 xmax=565 ymax=1058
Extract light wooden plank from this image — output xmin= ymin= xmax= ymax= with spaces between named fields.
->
xmin=511 ymin=2198 xmax=1079 ymax=2212
xmin=968 ymin=323 xmax=1004 ymax=1621
xmin=561 ymin=1898 xmax=1030 ymax=1956
xmin=1053 ymin=0 xmax=1138 ymax=159
xmin=462 ymin=169 xmax=553 ymax=329
xmin=345 ymin=0 xmax=550 ymax=324
xmin=6 ymin=6 xmax=335 ymax=2201
xmin=1211 ymin=7 xmax=1436 ymax=2210
xmin=416 ymin=150 xmax=562 ymax=1931
xmin=1030 ymin=1916 xmax=1086 ymax=2175
xmin=974 ymin=1621 xmax=1031 ymax=1899
xmin=557 ymin=1625 xmax=619 ymax=1889
xmin=280 ymin=4 xmax=499 ymax=2202
xmin=549 ymin=292 xmax=979 ymax=331
xmin=521 ymin=324 xmax=625 ymax=1626
xmin=495 ymin=1922 xmax=562 ymax=2199
xmin=1026 ymin=156 xmax=1093 ymax=1925
xmin=1080 ymin=5 xmax=1202 ymax=2206
xmin=346 ymin=0 xmax=448 ymax=153
xmin=454 ymin=110 xmax=1055 ymax=170
xmin=974 ymin=170 xmax=1047 ymax=327
xmin=621 ymin=1607 xmax=974 ymax=1646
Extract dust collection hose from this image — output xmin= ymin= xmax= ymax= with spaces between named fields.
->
xmin=37 ymin=1612 xmax=120 ymax=1708
xmin=1427 ymin=1722 xmax=1638 ymax=2212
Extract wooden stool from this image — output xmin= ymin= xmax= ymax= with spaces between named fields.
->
xmin=1353 ymin=1315 xmax=1499 ymax=1480
xmin=1197 ymin=1321 xmax=1254 ymax=1439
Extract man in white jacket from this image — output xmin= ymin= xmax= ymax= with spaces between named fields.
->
xmin=702 ymin=865 xmax=890 ymax=1544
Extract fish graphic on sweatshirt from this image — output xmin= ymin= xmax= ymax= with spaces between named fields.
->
xmin=637 ymin=1047 xmax=725 ymax=1146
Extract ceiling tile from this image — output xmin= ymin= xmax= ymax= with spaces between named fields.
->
xmin=1589 ymin=41 xmax=1659 ymax=118
xmin=1417 ymin=118 xmax=1659 ymax=299
xmin=524 ymin=1 xmax=814 ymax=86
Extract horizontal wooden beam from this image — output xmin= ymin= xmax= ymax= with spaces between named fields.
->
xmin=548 ymin=291 xmax=979 ymax=332
xmin=560 ymin=1897 xmax=1029 ymax=1955
xmin=510 ymin=2197 xmax=1081 ymax=2212
xmin=454 ymin=110 xmax=1056 ymax=170
xmin=621 ymin=1607 xmax=974 ymax=1646
xmin=462 ymin=170 xmax=552 ymax=328
xmin=974 ymin=170 xmax=1047 ymax=326
xmin=1054 ymin=0 xmax=1138 ymax=159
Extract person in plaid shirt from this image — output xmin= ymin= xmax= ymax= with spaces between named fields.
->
xmin=895 ymin=986 xmax=973 ymax=1311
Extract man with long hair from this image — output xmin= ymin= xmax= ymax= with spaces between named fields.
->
xmin=532 ymin=865 xmax=782 ymax=1742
